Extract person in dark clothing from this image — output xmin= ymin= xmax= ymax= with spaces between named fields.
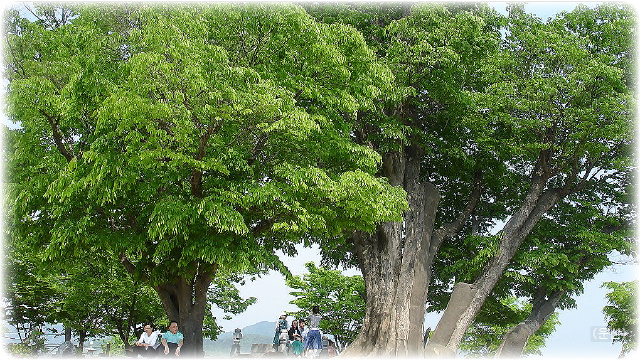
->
xmin=288 ymin=319 xmax=301 ymax=341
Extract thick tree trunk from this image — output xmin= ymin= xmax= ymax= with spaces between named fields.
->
xmin=342 ymin=146 xmax=482 ymax=357
xmin=153 ymin=263 xmax=214 ymax=357
xmin=343 ymin=150 xmax=440 ymax=357
xmin=426 ymin=169 xmax=565 ymax=356
xmin=495 ymin=289 xmax=564 ymax=358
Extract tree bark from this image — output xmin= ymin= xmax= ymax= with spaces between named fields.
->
xmin=495 ymin=289 xmax=564 ymax=358
xmin=342 ymin=149 xmax=440 ymax=357
xmin=425 ymin=164 xmax=566 ymax=356
xmin=152 ymin=263 xmax=215 ymax=357
xmin=342 ymin=145 xmax=482 ymax=357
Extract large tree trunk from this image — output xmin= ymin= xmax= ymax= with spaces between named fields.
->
xmin=426 ymin=154 xmax=566 ymax=356
xmin=343 ymin=148 xmax=481 ymax=357
xmin=153 ymin=263 xmax=215 ymax=357
xmin=495 ymin=289 xmax=564 ymax=358
xmin=343 ymin=150 xmax=440 ymax=357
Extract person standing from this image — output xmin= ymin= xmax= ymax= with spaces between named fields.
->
xmin=134 ymin=323 xmax=162 ymax=357
xmin=304 ymin=306 xmax=323 ymax=358
xmin=273 ymin=312 xmax=289 ymax=350
xmin=162 ymin=321 xmax=184 ymax=356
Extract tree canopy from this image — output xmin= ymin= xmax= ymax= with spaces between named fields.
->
xmin=3 ymin=2 xmax=635 ymax=357
xmin=287 ymin=262 xmax=365 ymax=348
xmin=602 ymin=280 xmax=638 ymax=357
xmin=3 ymin=2 xmax=407 ymax=354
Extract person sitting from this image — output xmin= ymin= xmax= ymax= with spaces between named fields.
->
xmin=291 ymin=334 xmax=304 ymax=358
xmin=134 ymin=323 xmax=161 ymax=357
xmin=288 ymin=319 xmax=301 ymax=341
xmin=161 ymin=321 xmax=183 ymax=356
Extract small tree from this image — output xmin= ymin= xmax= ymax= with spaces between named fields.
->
xmin=602 ymin=281 xmax=637 ymax=357
xmin=287 ymin=262 xmax=365 ymax=348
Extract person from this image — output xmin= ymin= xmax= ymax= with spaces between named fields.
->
xmin=273 ymin=312 xmax=288 ymax=349
xmin=162 ymin=321 xmax=183 ymax=356
xmin=288 ymin=319 xmax=301 ymax=341
xmin=291 ymin=334 xmax=304 ymax=358
xmin=304 ymin=306 xmax=323 ymax=358
xmin=299 ymin=319 xmax=307 ymax=342
xmin=326 ymin=340 xmax=337 ymax=357
xmin=134 ymin=323 xmax=161 ymax=357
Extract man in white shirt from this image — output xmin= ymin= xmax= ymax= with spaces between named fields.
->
xmin=134 ymin=323 xmax=161 ymax=357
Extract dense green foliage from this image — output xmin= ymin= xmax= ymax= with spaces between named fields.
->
xmin=3 ymin=2 xmax=635 ymax=356
xmin=287 ymin=262 xmax=365 ymax=347
xmin=602 ymin=281 xmax=637 ymax=357
xmin=3 ymin=2 xmax=407 ymax=353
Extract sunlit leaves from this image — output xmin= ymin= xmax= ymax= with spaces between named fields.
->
xmin=287 ymin=262 xmax=365 ymax=346
xmin=602 ymin=281 xmax=637 ymax=356
xmin=4 ymin=3 xmax=407 ymax=293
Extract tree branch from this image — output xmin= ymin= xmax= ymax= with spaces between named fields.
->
xmin=432 ymin=170 xmax=482 ymax=248
xmin=40 ymin=109 xmax=74 ymax=162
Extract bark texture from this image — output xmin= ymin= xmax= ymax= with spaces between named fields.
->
xmin=153 ymin=265 xmax=213 ymax=357
xmin=495 ymin=289 xmax=564 ymax=358
xmin=343 ymin=150 xmax=439 ymax=357
xmin=343 ymin=148 xmax=481 ymax=357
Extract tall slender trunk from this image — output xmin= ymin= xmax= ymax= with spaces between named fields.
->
xmin=495 ymin=289 xmax=564 ymax=358
xmin=153 ymin=263 xmax=215 ymax=357
xmin=426 ymin=167 xmax=565 ymax=356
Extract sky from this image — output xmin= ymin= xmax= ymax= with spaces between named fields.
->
xmin=2 ymin=0 xmax=638 ymax=359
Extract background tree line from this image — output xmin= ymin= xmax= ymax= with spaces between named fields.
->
xmin=3 ymin=1 xmax=635 ymax=357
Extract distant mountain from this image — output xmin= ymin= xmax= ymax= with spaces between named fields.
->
xmin=242 ymin=321 xmax=277 ymax=336
xmin=204 ymin=321 xmax=276 ymax=357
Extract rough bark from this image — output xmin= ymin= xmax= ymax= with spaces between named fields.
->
xmin=153 ymin=264 xmax=214 ymax=357
xmin=342 ymin=149 xmax=439 ymax=357
xmin=495 ymin=289 xmax=565 ymax=358
xmin=425 ymin=152 xmax=568 ymax=356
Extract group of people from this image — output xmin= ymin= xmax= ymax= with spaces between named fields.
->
xmin=133 ymin=321 xmax=184 ymax=357
xmin=274 ymin=306 xmax=335 ymax=358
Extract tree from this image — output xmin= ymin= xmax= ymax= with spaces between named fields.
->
xmin=3 ymin=3 xmax=406 ymax=355
xmin=287 ymin=262 xmax=365 ymax=348
xmin=303 ymin=3 xmax=635 ymax=356
xmin=305 ymin=3 xmax=505 ymax=355
xmin=602 ymin=281 xmax=637 ymax=358
xmin=426 ymin=4 xmax=634 ymax=354
xmin=3 ymin=235 xmax=57 ymax=355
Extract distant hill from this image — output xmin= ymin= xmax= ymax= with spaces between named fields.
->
xmin=204 ymin=321 xmax=276 ymax=357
